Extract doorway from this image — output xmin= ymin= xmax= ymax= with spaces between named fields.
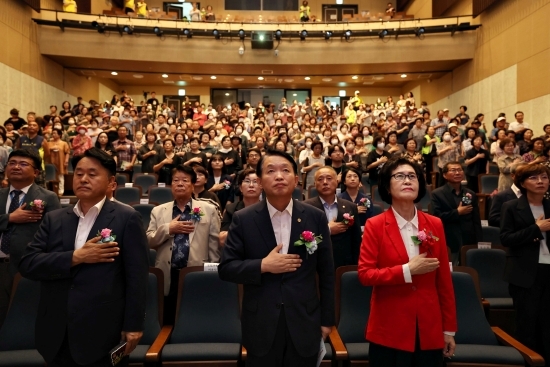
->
xmin=322 ymin=4 xmax=359 ymax=22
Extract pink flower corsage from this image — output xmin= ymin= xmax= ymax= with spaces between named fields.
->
xmin=411 ymin=228 xmax=439 ymax=255
xmin=342 ymin=213 xmax=355 ymax=227
xmin=190 ymin=207 xmax=205 ymax=222
xmin=223 ymin=180 xmax=231 ymax=189
xmin=359 ymin=197 xmax=371 ymax=208
xmin=29 ymin=199 xmax=46 ymax=212
xmin=294 ymin=230 xmax=323 ymax=256
xmin=97 ymin=228 xmax=116 ymax=243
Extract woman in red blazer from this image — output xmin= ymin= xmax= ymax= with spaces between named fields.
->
xmin=358 ymin=157 xmax=457 ymax=366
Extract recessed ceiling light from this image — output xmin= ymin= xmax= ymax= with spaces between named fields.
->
xmin=284 ymin=78 xmax=294 ymax=82
xmin=211 ymin=76 xmax=217 ymax=79
xmin=162 ymin=74 xmax=168 ymax=78
xmin=304 ymin=77 xmax=311 ymax=80
xmin=192 ymin=76 xmax=203 ymax=80
xmin=258 ymin=76 xmax=264 ymax=80
xmin=401 ymin=74 xmax=407 ymax=78
xmin=111 ymin=71 xmax=118 ymax=76
xmin=352 ymin=75 xmax=358 ymax=80
xmin=234 ymin=77 xmax=244 ymax=81
xmin=293 ymin=93 xmax=297 ymax=96
xmin=322 ymin=78 xmax=332 ymax=82
xmin=225 ymin=93 xmax=230 ymax=96
xmin=133 ymin=74 xmax=144 ymax=79
xmin=373 ymin=75 xmax=385 ymax=80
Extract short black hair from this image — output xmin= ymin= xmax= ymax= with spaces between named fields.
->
xmin=311 ymin=141 xmax=323 ymax=151
xmin=327 ymin=144 xmax=344 ymax=157
xmin=193 ymin=165 xmax=208 ymax=179
xmin=372 ymin=135 xmax=385 ymax=147
xmin=257 ymin=149 xmax=297 ymax=177
xmin=238 ymin=168 xmax=257 ymax=186
xmin=8 ymin=149 xmax=42 ymax=171
xmin=208 ymin=153 xmax=227 ymax=176
xmin=247 ymin=147 xmax=261 ymax=157
xmin=378 ymin=157 xmax=426 ymax=205
xmin=442 ymin=161 xmax=462 ymax=174
xmin=73 ymin=147 xmax=117 ymax=177
xmin=172 ymin=164 xmax=197 ymax=184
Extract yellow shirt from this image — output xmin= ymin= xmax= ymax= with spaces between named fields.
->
xmin=124 ymin=0 xmax=135 ymax=10
xmin=136 ymin=2 xmax=147 ymax=16
xmin=63 ymin=0 xmax=76 ymax=13
xmin=300 ymin=6 xmax=310 ymax=18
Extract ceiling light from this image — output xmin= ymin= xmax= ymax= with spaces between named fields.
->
xmin=304 ymin=77 xmax=311 ymax=80
xmin=293 ymin=93 xmax=297 ymax=96
xmin=234 ymin=77 xmax=244 ymax=81
xmin=238 ymin=29 xmax=245 ymax=40
xmin=111 ymin=71 xmax=118 ymax=76
xmin=344 ymin=30 xmax=352 ymax=40
xmin=154 ymin=27 xmax=163 ymax=37
xmin=300 ymin=30 xmax=308 ymax=41
xmin=324 ymin=31 xmax=333 ymax=40
xmin=213 ymin=29 xmax=220 ymax=39
xmin=373 ymin=75 xmax=384 ymax=80
xmin=225 ymin=93 xmax=230 ymax=96
xmin=352 ymin=75 xmax=358 ymax=80
xmin=339 ymin=90 xmax=346 ymax=97
xmin=133 ymin=74 xmax=143 ymax=79
xmin=274 ymin=29 xmax=282 ymax=40
xmin=211 ymin=76 xmax=217 ymax=80
xmin=122 ymin=25 xmax=133 ymax=35
xmin=401 ymin=74 xmax=407 ymax=78
xmin=284 ymin=78 xmax=294 ymax=82
xmin=379 ymin=29 xmax=388 ymax=39
xmin=415 ymin=27 xmax=425 ymax=37
xmin=162 ymin=74 xmax=168 ymax=78
xmin=192 ymin=76 xmax=203 ymax=80
xmin=258 ymin=76 xmax=264 ymax=80
xmin=322 ymin=78 xmax=332 ymax=82
xmin=183 ymin=28 xmax=192 ymax=38
xmin=178 ymin=89 xmax=186 ymax=96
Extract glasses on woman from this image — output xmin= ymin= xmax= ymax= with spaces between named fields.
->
xmin=242 ymin=179 xmax=259 ymax=186
xmin=391 ymin=173 xmax=418 ymax=182
xmin=527 ymin=175 xmax=549 ymax=182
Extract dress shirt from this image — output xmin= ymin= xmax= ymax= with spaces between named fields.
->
xmin=320 ymin=196 xmax=338 ymax=222
xmin=73 ymin=196 xmax=107 ymax=250
xmin=511 ymin=184 xmax=522 ymax=198
xmin=267 ymin=198 xmax=293 ymax=254
xmin=529 ymin=204 xmax=550 ymax=264
xmin=509 ymin=121 xmax=530 ymax=132
xmin=0 ymin=184 xmax=31 ymax=257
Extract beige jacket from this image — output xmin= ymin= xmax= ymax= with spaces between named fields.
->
xmin=147 ymin=198 xmax=220 ymax=295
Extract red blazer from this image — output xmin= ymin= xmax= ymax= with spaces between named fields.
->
xmin=358 ymin=209 xmax=457 ymax=352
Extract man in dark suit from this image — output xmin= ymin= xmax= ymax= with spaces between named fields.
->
xmin=488 ymin=163 xmax=524 ymax=227
xmin=219 ymin=150 xmax=334 ymax=367
xmin=431 ymin=161 xmax=482 ymax=264
xmin=304 ymin=166 xmax=362 ymax=268
xmin=19 ymin=148 xmax=149 ymax=367
xmin=0 ymin=149 xmax=60 ymax=329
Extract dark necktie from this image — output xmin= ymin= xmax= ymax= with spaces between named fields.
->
xmin=1 ymin=190 xmax=23 ymax=255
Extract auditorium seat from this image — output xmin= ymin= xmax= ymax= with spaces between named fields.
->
xmin=446 ymin=271 xmax=542 ymax=366
xmin=133 ymin=173 xmax=158 ymax=195
xmin=0 ymin=275 xmax=45 ymax=367
xmin=370 ymin=185 xmax=386 ymax=209
xmin=45 ymin=163 xmax=59 ymax=194
xmin=115 ymin=186 xmax=142 ymax=204
xmin=372 ymin=204 xmax=383 ymax=216
xmin=116 ymin=173 xmax=130 ymax=187
xmin=292 ymin=186 xmax=303 ymax=201
xmin=308 ymin=186 xmax=318 ymax=199
xmin=157 ymin=267 xmax=242 ymax=365
xmin=478 ymin=174 xmax=499 ymax=194
xmin=465 ymin=249 xmax=512 ymax=308
xmin=148 ymin=186 xmax=173 ymax=205
xmin=482 ymin=226 xmax=501 ymax=245
xmin=148 ymin=249 xmax=157 ymax=267
xmin=133 ymin=203 xmax=157 ymax=229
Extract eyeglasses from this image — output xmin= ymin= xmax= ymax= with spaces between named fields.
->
xmin=447 ymin=168 xmax=463 ymax=173
xmin=391 ymin=173 xmax=418 ymax=182
xmin=7 ymin=161 xmax=35 ymax=169
xmin=527 ymin=175 xmax=549 ymax=182
xmin=242 ymin=180 xmax=259 ymax=186
xmin=172 ymin=178 xmax=191 ymax=184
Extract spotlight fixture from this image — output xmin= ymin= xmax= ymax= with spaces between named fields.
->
xmin=378 ymin=29 xmax=388 ymax=39
xmin=274 ymin=29 xmax=282 ymax=40
xmin=213 ymin=29 xmax=220 ymax=39
xmin=183 ymin=28 xmax=192 ymax=38
xmin=352 ymin=75 xmax=358 ymax=80
xmin=211 ymin=76 xmax=217 ymax=80
xmin=123 ymin=25 xmax=133 ymax=35
xmin=111 ymin=71 xmax=118 ymax=76
xmin=258 ymin=76 xmax=264 ymax=80
xmin=238 ymin=29 xmax=245 ymax=40
xmin=304 ymin=77 xmax=311 ymax=81
xmin=91 ymin=21 xmax=105 ymax=34
xmin=162 ymin=74 xmax=168 ymax=78
xmin=154 ymin=26 xmax=163 ymax=37
xmin=401 ymin=74 xmax=407 ymax=78
xmin=415 ymin=27 xmax=425 ymax=37
xmin=300 ymin=30 xmax=308 ymax=41
xmin=324 ymin=31 xmax=333 ymax=40
xmin=344 ymin=30 xmax=352 ymax=40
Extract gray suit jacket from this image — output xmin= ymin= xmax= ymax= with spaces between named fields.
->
xmin=0 ymin=183 xmax=61 ymax=275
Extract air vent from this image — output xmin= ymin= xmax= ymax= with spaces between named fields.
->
xmin=261 ymin=70 xmax=274 ymax=74
xmin=418 ymin=74 xmax=432 ymax=79
xmin=163 ymin=80 xmax=175 ymax=84
xmin=179 ymin=75 xmax=192 ymax=81
xmin=192 ymin=76 xmax=203 ymax=80
xmin=363 ymin=81 xmax=375 ymax=85
xmin=80 ymin=70 xmax=96 ymax=76
xmin=234 ymin=77 xmax=244 ymax=81
xmin=284 ymin=78 xmax=294 ymax=82
xmin=264 ymin=77 xmax=277 ymax=82
xmin=133 ymin=74 xmax=144 ymax=79
xmin=371 ymin=75 xmax=385 ymax=80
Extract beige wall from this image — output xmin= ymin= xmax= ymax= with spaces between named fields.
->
xmin=404 ymin=0 xmax=432 ymax=18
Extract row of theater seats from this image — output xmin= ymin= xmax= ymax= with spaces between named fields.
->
xmin=0 ymin=260 xmax=542 ymax=366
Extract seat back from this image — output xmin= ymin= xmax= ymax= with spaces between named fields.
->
xmin=134 ymin=174 xmax=158 ymax=194
xmin=292 ymin=186 xmax=303 ymax=201
xmin=466 ymin=249 xmax=510 ymax=298
xmin=372 ymin=204 xmax=383 ymax=216
xmin=308 ymin=186 xmax=318 ymax=199
xmin=370 ymin=185 xmax=386 ymax=209
xmin=148 ymin=249 xmax=157 ymax=267
xmin=482 ymin=226 xmax=501 ymax=245
xmin=0 ymin=276 xmax=40 ymax=350
xmin=114 ymin=187 xmax=141 ymax=204
xmin=140 ymin=268 xmax=164 ymax=345
xmin=488 ymin=164 xmax=499 ymax=175
xmin=172 ymin=268 xmax=241 ymax=344
xmin=148 ymin=186 xmax=173 ymax=205
xmin=416 ymin=187 xmax=432 ymax=212
xmin=133 ymin=164 xmax=142 ymax=174
xmin=451 ymin=272 xmax=498 ymax=345
xmin=132 ymin=203 xmax=155 ymax=229
xmin=336 ymin=267 xmax=372 ymax=343
xmin=116 ymin=173 xmax=129 ymax=187
xmin=44 ymin=163 xmax=57 ymax=181
xmin=479 ymin=174 xmax=499 ymax=194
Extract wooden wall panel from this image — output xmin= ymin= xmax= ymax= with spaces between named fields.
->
xmin=473 ymin=0 xmax=499 ymax=17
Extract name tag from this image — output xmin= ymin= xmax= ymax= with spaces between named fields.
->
xmin=158 ymin=183 xmax=166 ymax=187
xmin=60 ymin=198 xmax=70 ymax=204
xmin=140 ymin=199 xmax=149 ymax=204
xmin=204 ymin=263 xmax=219 ymax=272
xmin=125 ymin=183 xmax=133 ymax=187
xmin=478 ymin=242 xmax=491 ymax=249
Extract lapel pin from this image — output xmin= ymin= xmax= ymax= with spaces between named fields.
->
xmin=297 ymin=218 xmax=302 ymax=222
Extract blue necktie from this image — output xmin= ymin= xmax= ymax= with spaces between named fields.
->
xmin=171 ymin=205 xmax=191 ymax=269
xmin=1 ymin=190 xmax=23 ymax=255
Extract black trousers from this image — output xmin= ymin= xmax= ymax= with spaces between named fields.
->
xmin=509 ymin=264 xmax=550 ymax=365
xmin=369 ymin=326 xmax=443 ymax=367
xmin=163 ymin=268 xmax=181 ymax=325
xmin=50 ymin=329 xmax=129 ymax=367
xmin=246 ymin=307 xmax=318 ymax=367
xmin=466 ymin=175 xmax=479 ymax=194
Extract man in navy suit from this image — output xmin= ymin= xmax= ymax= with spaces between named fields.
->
xmin=488 ymin=163 xmax=524 ymax=227
xmin=19 ymin=148 xmax=149 ymax=367
xmin=219 ymin=150 xmax=335 ymax=367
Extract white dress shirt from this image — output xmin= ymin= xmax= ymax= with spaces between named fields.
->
xmin=320 ymin=196 xmax=338 ymax=222
xmin=73 ymin=196 xmax=107 ymax=250
xmin=511 ymin=184 xmax=522 ymax=198
xmin=0 ymin=184 xmax=32 ymax=258
xmin=509 ymin=121 xmax=530 ymax=132
xmin=529 ymin=204 xmax=550 ymax=264
xmin=267 ymin=198 xmax=293 ymax=254
xmin=391 ymin=207 xmax=419 ymax=284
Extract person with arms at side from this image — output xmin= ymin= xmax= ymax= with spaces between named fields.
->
xmin=359 ymin=157 xmax=456 ymax=366
xmin=219 ymin=150 xmax=334 ymax=367
xmin=19 ymin=148 xmax=148 ymax=366
xmin=0 ymin=149 xmax=60 ymax=329
xmin=44 ymin=128 xmax=70 ymax=196
xmin=219 ymin=168 xmax=262 ymax=246
xmin=497 ymin=138 xmax=522 ymax=192
xmin=147 ymin=164 xmax=220 ymax=324
xmin=112 ymin=126 xmax=137 ymax=181
xmin=304 ymin=166 xmax=362 ymax=268
xmin=431 ymin=162 xmax=482 ymax=263
xmin=339 ymin=167 xmax=374 ymax=228
xmin=464 ymin=135 xmax=490 ymax=193
xmin=488 ymin=163 xmax=524 ymax=227
xmin=500 ymin=164 xmax=550 ymax=364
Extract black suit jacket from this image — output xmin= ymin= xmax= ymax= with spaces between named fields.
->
xmin=19 ymin=199 xmax=149 ymax=365
xmin=218 ymin=199 xmax=334 ymax=357
xmin=221 ymin=200 xmax=245 ymax=232
xmin=431 ymin=184 xmax=483 ymax=253
xmin=500 ymin=196 xmax=550 ymax=288
xmin=303 ymin=196 xmax=362 ymax=269
xmin=0 ymin=184 xmax=61 ymax=275
xmin=488 ymin=188 xmax=518 ymax=227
